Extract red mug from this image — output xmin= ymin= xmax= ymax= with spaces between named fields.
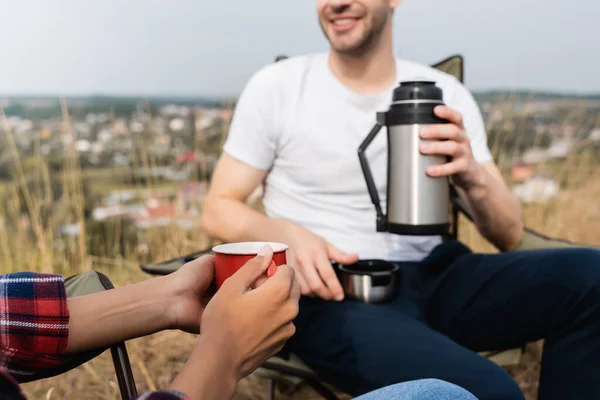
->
xmin=212 ymin=242 xmax=289 ymax=289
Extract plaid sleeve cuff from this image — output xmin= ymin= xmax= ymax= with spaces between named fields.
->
xmin=0 ymin=272 xmax=70 ymax=380
xmin=135 ymin=390 xmax=190 ymax=400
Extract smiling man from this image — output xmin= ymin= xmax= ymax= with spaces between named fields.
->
xmin=202 ymin=1 xmax=600 ymax=399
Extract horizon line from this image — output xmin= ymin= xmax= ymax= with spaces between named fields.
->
xmin=1 ymin=87 xmax=600 ymax=100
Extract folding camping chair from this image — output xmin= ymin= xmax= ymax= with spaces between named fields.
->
xmin=140 ymin=54 xmax=594 ymax=400
xmin=21 ymin=271 xmax=138 ymax=400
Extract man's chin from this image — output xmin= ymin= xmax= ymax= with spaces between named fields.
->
xmin=326 ymin=35 xmax=357 ymax=52
xmin=330 ymin=42 xmax=366 ymax=56
xmin=325 ymin=30 xmax=369 ymax=54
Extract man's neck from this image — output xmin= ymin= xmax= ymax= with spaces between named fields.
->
xmin=328 ymin=37 xmax=397 ymax=96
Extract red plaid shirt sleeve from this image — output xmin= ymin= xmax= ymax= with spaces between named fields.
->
xmin=0 ymin=272 xmax=70 ymax=382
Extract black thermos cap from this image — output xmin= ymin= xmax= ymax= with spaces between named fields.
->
xmin=392 ymin=80 xmax=443 ymax=103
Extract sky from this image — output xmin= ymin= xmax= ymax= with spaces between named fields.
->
xmin=1 ymin=0 xmax=598 ymax=97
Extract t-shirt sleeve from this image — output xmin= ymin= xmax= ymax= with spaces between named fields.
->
xmin=222 ymin=64 xmax=281 ymax=171
xmin=447 ymin=78 xmax=493 ymax=164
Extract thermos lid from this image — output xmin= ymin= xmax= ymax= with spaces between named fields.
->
xmin=392 ymin=80 xmax=443 ymax=103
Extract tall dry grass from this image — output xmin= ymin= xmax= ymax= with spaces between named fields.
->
xmin=0 ymin=97 xmax=599 ymax=399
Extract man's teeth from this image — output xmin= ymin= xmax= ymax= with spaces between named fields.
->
xmin=333 ymin=19 xmax=354 ymax=26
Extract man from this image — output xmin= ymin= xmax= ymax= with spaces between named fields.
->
xmin=202 ymin=1 xmax=600 ymax=399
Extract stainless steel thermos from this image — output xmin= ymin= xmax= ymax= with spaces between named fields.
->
xmin=358 ymin=80 xmax=451 ymax=236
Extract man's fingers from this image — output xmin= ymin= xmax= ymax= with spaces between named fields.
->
xmin=327 ymin=243 xmax=359 ymax=264
xmin=290 ymin=264 xmax=310 ymax=296
xmin=426 ymin=159 xmax=469 ymax=177
xmin=419 ymin=124 xmax=466 ymax=142
xmin=314 ymin=250 xmax=344 ymax=301
xmin=420 ymin=140 xmax=464 ymax=158
xmin=230 ymin=245 xmax=273 ymax=289
xmin=297 ymin=254 xmax=333 ymax=300
xmin=434 ymin=105 xmax=464 ymax=128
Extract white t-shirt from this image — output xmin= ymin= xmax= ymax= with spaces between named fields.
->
xmin=223 ymin=53 xmax=492 ymax=262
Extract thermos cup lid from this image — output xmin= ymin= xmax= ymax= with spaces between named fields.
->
xmin=392 ymin=80 xmax=443 ymax=103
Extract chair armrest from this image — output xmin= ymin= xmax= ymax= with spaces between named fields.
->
xmin=451 ymin=192 xmax=474 ymax=222
xmin=140 ymin=247 xmax=214 ymax=276
xmin=515 ymin=228 xmax=594 ymax=251
xmin=451 ymin=192 xmax=595 ymax=252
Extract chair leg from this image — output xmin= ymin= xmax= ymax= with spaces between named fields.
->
xmin=267 ymin=378 xmax=276 ymax=400
xmin=97 ymin=272 xmax=138 ymax=400
xmin=110 ymin=343 xmax=138 ymax=400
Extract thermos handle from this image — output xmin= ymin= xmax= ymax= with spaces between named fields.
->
xmin=358 ymin=112 xmax=387 ymax=232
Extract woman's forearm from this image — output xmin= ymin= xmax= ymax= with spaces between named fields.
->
xmin=169 ymin=334 xmax=239 ymax=400
xmin=65 ymin=275 xmax=175 ymax=353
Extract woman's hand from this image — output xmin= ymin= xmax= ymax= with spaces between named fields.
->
xmin=66 ymin=255 xmax=215 ymax=354
xmin=200 ymin=245 xmax=301 ymax=379
xmin=166 ymin=254 xmax=217 ymax=333
xmin=168 ymin=245 xmax=301 ymax=399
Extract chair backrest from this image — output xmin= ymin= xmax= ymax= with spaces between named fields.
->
xmin=431 ymin=55 xmax=464 ymax=83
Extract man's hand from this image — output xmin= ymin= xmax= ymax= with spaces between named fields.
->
xmin=282 ymin=223 xmax=358 ymax=301
xmin=419 ymin=105 xmax=524 ymax=251
xmin=419 ymin=105 xmax=483 ymax=191
xmin=200 ymin=245 xmax=301 ymax=379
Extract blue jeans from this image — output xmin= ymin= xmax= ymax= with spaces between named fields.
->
xmin=286 ymin=240 xmax=600 ymax=399
xmin=355 ymin=379 xmax=477 ymax=400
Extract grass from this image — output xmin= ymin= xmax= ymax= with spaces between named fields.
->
xmin=1 ymin=98 xmax=599 ymax=399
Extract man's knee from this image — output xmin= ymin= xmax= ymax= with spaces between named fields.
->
xmin=541 ymin=248 xmax=600 ymax=292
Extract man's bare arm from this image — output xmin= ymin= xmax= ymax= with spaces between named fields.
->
xmin=455 ymin=161 xmax=524 ymax=251
xmin=201 ymin=153 xmax=292 ymax=243
xmin=201 ymin=153 xmax=358 ymax=299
